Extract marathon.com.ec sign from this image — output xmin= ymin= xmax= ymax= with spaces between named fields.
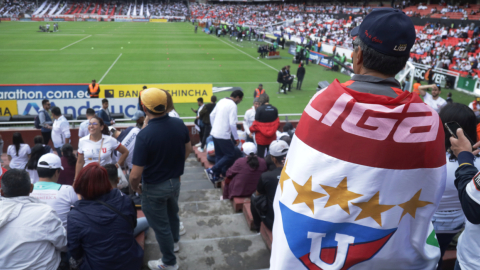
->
xmin=99 ymin=84 xmax=213 ymax=103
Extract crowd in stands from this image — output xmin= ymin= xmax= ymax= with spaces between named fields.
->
xmin=0 ymin=0 xmax=35 ymax=17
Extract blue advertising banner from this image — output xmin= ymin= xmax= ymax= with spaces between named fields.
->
xmin=133 ymin=19 xmax=149 ymax=22
xmin=0 ymin=84 xmax=89 ymax=100
xmin=309 ymin=51 xmax=332 ymax=69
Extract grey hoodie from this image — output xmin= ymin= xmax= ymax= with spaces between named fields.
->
xmin=0 ymin=196 xmax=67 ymax=270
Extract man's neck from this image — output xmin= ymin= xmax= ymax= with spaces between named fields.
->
xmin=38 ymin=178 xmax=56 ymax=183
xmin=359 ymin=68 xmax=392 ymax=79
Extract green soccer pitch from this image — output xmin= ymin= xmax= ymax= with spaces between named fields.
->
xmin=0 ymin=21 xmax=474 ymax=118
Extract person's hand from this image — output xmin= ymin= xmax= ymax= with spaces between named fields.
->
xmin=450 ymin=128 xmax=480 ymax=157
xmin=248 ymin=134 xmax=253 ymax=138
xmin=235 ymin=139 xmax=240 ymax=146
xmin=136 ymin=184 xmax=142 ymax=195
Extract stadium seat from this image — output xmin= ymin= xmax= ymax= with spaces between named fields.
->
xmin=111 ymin=113 xmax=125 ymax=119
xmin=242 ymin=202 xmax=256 ymax=230
xmin=64 ymin=114 xmax=73 ymax=121
xmin=0 ymin=116 xmax=11 ymax=122
xmin=260 ymin=222 xmax=272 ymax=250
xmin=77 ymin=114 xmax=87 ymax=120
xmin=233 ymin=197 xmax=250 ymax=212
xmin=11 ymin=115 xmax=35 ymax=122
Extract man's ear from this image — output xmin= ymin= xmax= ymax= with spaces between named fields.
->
xmin=117 ymin=177 xmax=120 ymax=184
xmin=29 ymin=184 xmax=34 ymax=194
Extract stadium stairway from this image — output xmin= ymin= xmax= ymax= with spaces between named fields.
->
xmin=142 ymin=153 xmax=271 ymax=270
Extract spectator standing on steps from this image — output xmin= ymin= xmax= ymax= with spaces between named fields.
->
xmin=243 ymin=98 xmax=260 ymax=143
xmin=51 ymin=106 xmax=70 ymax=158
xmin=198 ymin=95 xmax=217 ymax=152
xmin=38 ymin=99 xmax=53 ymax=146
xmin=296 ymin=63 xmax=306 ymax=90
xmin=250 ymin=94 xmax=279 ymax=157
xmin=204 ymin=90 xmax=244 ymax=183
xmin=129 ymin=88 xmax=192 ymax=270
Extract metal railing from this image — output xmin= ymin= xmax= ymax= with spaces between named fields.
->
xmin=0 ymin=113 xmax=303 ymax=130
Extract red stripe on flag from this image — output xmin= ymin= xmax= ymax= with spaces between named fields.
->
xmin=296 ymin=80 xmax=445 ymax=170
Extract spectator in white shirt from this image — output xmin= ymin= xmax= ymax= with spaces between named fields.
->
xmin=418 ymin=84 xmax=447 ymax=113
xmin=51 ymin=107 xmax=71 ymax=158
xmin=30 ymin=153 xmax=78 ymax=229
xmin=0 ymin=169 xmax=67 ymax=270
xmin=75 ymin=116 xmax=129 ymax=178
xmin=243 ymin=98 xmax=260 ymax=143
xmin=78 ymin=108 xmax=96 ymax=139
xmin=205 ymin=90 xmax=244 ymax=183
xmin=7 ymin=132 xmax=31 ymax=169
xmin=110 ymin=126 xmax=140 ymax=170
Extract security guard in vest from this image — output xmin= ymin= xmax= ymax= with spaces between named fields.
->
xmin=88 ymin=79 xmax=100 ymax=98
xmin=254 ymin=84 xmax=265 ymax=98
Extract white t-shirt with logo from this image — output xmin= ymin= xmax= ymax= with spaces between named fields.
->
xmin=30 ymin=182 xmax=78 ymax=228
xmin=78 ymin=134 xmax=121 ymax=166
xmin=423 ymin=92 xmax=447 ymax=113
xmin=7 ymin=144 xmax=31 ymax=169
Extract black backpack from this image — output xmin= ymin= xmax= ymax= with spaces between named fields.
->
xmin=34 ymin=114 xmax=41 ymax=129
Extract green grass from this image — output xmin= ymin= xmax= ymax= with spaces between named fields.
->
xmin=0 ymin=22 xmax=475 ymax=119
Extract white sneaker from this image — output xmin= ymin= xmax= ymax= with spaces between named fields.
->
xmin=194 ymin=142 xmax=201 ymax=147
xmin=148 ymin=259 xmax=179 ymax=270
xmin=197 ymin=147 xmax=204 ymax=153
xmin=179 ymin=221 xmax=186 ymax=236
xmin=174 ymin=242 xmax=180 ymax=253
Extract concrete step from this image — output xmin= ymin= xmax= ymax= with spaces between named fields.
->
xmin=179 ymin=189 xmax=222 ymax=203
xmin=145 ymin=214 xmax=256 ymax=242
xmin=144 ymin=234 xmax=270 ymax=270
xmin=179 ymin=200 xmax=235 ymax=219
xmin=183 ymin=167 xmax=206 ymax=174
xmin=180 ymin=179 xmax=215 ymax=191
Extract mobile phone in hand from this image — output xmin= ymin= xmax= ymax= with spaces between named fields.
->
xmin=445 ymin=121 xmax=475 ymax=146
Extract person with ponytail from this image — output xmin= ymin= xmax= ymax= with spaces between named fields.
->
xmin=75 ymin=116 xmax=129 ymax=179
xmin=7 ymin=132 xmax=31 ymax=169
xmin=223 ymin=142 xmax=267 ymax=199
xmin=25 ymin=144 xmax=48 ymax=184
xmin=58 ymin=143 xmax=76 ymax=185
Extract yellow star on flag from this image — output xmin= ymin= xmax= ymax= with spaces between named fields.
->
xmin=279 ymin=160 xmax=290 ymax=193
xmin=320 ymin=177 xmax=363 ymax=215
xmin=292 ymin=176 xmax=327 ymax=214
xmin=352 ymin=191 xmax=395 ymax=227
xmin=398 ymin=189 xmax=433 ymax=221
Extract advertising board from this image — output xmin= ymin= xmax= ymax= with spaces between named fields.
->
xmin=0 ymin=84 xmax=89 ymax=100
xmin=150 ymin=19 xmax=168 ymax=22
xmin=99 ymin=84 xmax=213 ymax=103
xmin=17 ymin=98 xmax=139 ymax=119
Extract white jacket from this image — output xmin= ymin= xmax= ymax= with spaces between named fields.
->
xmin=0 ymin=196 xmax=67 ymax=270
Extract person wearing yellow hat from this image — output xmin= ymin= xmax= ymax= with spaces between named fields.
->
xmin=129 ymin=88 xmax=191 ymax=270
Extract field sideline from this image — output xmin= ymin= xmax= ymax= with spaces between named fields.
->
xmin=0 ymin=22 xmax=475 ymax=119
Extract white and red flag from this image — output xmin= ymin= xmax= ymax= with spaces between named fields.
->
xmin=271 ymin=80 xmax=446 ymax=270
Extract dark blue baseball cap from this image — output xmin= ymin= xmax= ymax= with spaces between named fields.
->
xmin=351 ymin=8 xmax=415 ymax=57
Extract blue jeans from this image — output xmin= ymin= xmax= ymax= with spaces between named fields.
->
xmin=455 ymin=260 xmax=462 ymax=270
xmin=133 ymin=217 xmax=150 ymax=237
xmin=141 ymin=178 xmax=180 ymax=266
xmin=211 ymin=137 xmax=236 ymax=177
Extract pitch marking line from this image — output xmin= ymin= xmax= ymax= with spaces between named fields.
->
xmin=0 ymin=49 xmax=58 ymax=51
xmin=214 ymin=36 xmax=278 ymax=72
xmin=98 ymin=53 xmax=123 ymax=83
xmin=59 ymin=35 xmax=92 ymax=50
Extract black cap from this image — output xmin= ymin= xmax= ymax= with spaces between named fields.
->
xmin=351 ymin=8 xmax=415 ymax=57
xmin=143 ymin=86 xmax=147 ymax=89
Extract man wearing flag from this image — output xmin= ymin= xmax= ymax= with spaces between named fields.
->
xmin=271 ymin=8 xmax=446 ymax=270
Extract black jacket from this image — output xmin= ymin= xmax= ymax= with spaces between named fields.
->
xmin=67 ymin=189 xmax=143 ymax=270
xmin=199 ymin=102 xmax=216 ymax=125
xmin=297 ymin=66 xmax=306 ymax=80
xmin=454 ymin=151 xmax=480 ymax=224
